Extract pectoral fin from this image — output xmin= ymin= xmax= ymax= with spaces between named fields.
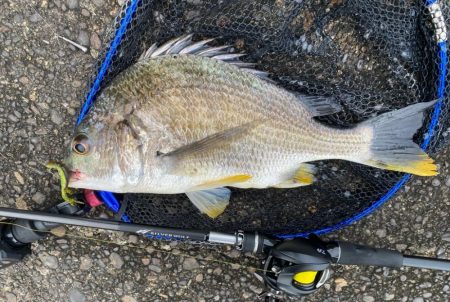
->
xmin=160 ymin=121 xmax=261 ymax=176
xmin=186 ymin=187 xmax=231 ymax=218
xmin=161 ymin=121 xmax=261 ymax=159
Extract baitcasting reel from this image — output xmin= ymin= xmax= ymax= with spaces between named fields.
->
xmin=257 ymin=235 xmax=450 ymax=300
xmin=258 ymin=236 xmax=333 ymax=300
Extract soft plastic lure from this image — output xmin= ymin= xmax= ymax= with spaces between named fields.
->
xmin=46 ymin=161 xmax=82 ymax=206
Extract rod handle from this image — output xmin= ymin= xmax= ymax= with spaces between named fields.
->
xmin=336 ymin=241 xmax=403 ymax=268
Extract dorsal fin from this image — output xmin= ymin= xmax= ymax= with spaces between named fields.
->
xmin=138 ymin=35 xmax=271 ymax=81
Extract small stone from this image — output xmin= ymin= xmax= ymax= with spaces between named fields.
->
xmin=80 ymin=256 xmax=93 ymax=270
xmin=5 ymin=292 xmax=17 ymax=302
xmin=334 ymin=278 xmax=348 ymax=292
xmin=110 ymin=252 xmax=124 ymax=269
xmin=432 ymin=178 xmax=441 ymax=186
xmin=128 ymin=235 xmax=138 ymax=244
xmin=72 ymin=80 xmax=82 ymax=88
xmin=195 ymin=273 xmax=204 ymax=282
xmin=50 ymin=110 xmax=63 ymax=125
xmin=249 ymin=285 xmax=262 ymax=294
xmin=375 ymin=229 xmax=386 ymax=238
xmin=445 ymin=177 xmax=450 ymax=187
xmin=92 ymin=0 xmax=105 ymax=7
xmin=400 ymin=275 xmax=407 ymax=282
xmin=13 ymin=14 xmax=23 ymax=23
xmin=32 ymin=192 xmax=46 ymax=204
xmin=423 ymin=293 xmax=432 ymax=298
xmin=41 ymin=254 xmax=58 ymax=269
xmin=442 ymin=232 xmax=450 ymax=242
xmin=396 ymin=244 xmax=407 ymax=251
xmin=14 ymin=172 xmax=24 ymax=185
xmin=213 ymin=267 xmax=222 ymax=275
xmin=8 ymin=114 xmax=19 ymax=122
xmin=412 ymin=298 xmax=424 ymax=302
xmin=141 ymin=257 xmax=150 ymax=265
xmin=68 ymin=288 xmax=86 ymax=302
xmin=122 ymin=295 xmax=137 ymax=302
xmin=77 ymin=30 xmax=90 ymax=46
xmin=228 ymin=250 xmax=241 ymax=258
xmin=19 ymin=77 xmax=29 ymax=85
xmin=384 ymin=293 xmax=395 ymax=301
xmin=90 ymin=32 xmax=101 ymax=50
xmin=161 ymin=244 xmax=171 ymax=251
xmin=363 ymin=296 xmax=374 ymax=302
xmin=15 ymin=197 xmax=28 ymax=210
xmin=29 ymin=91 xmax=37 ymax=101
xmin=67 ymin=0 xmax=79 ymax=9
xmin=148 ymin=265 xmax=162 ymax=273
xmin=183 ymin=257 xmax=200 ymax=270
xmin=30 ymin=13 xmax=43 ymax=22
xmin=50 ymin=226 xmax=66 ymax=237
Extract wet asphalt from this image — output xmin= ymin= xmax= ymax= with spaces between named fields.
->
xmin=0 ymin=1 xmax=449 ymax=301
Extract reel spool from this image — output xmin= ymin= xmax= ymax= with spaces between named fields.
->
xmin=260 ymin=237 xmax=332 ymax=298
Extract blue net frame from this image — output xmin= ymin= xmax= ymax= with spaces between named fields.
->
xmin=76 ymin=0 xmax=448 ymax=238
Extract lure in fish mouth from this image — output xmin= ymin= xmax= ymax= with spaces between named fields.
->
xmin=63 ymin=34 xmax=438 ymax=219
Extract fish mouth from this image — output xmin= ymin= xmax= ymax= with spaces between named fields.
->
xmin=68 ymin=169 xmax=85 ymax=186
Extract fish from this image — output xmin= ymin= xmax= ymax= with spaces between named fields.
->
xmin=65 ymin=35 xmax=438 ymax=218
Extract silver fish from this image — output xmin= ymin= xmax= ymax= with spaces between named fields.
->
xmin=65 ymin=35 xmax=437 ymax=218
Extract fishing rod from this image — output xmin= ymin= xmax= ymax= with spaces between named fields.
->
xmin=0 ymin=201 xmax=449 ymax=301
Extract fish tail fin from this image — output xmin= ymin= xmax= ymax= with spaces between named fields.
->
xmin=360 ymin=101 xmax=438 ymax=176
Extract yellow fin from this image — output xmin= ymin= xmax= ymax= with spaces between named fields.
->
xmin=368 ymin=156 xmax=438 ymax=176
xmin=193 ymin=174 xmax=252 ymax=190
xmin=293 ymin=163 xmax=316 ymax=185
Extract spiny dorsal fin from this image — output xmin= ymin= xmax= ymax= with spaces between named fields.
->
xmin=138 ymin=35 xmax=271 ymax=81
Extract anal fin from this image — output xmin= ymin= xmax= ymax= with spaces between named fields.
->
xmin=186 ymin=187 xmax=231 ymax=218
xmin=272 ymin=163 xmax=316 ymax=188
xmin=294 ymin=163 xmax=316 ymax=185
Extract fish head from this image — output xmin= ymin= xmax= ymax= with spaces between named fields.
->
xmin=64 ymin=121 xmax=131 ymax=192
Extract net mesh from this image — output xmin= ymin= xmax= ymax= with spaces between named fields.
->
xmin=84 ymin=0 xmax=449 ymax=235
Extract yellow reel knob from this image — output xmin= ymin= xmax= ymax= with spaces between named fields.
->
xmin=293 ymin=271 xmax=318 ymax=285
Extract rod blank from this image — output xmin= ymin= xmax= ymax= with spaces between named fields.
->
xmin=403 ymin=255 xmax=450 ymax=271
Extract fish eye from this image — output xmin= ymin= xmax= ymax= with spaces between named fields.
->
xmin=71 ymin=134 xmax=90 ymax=155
